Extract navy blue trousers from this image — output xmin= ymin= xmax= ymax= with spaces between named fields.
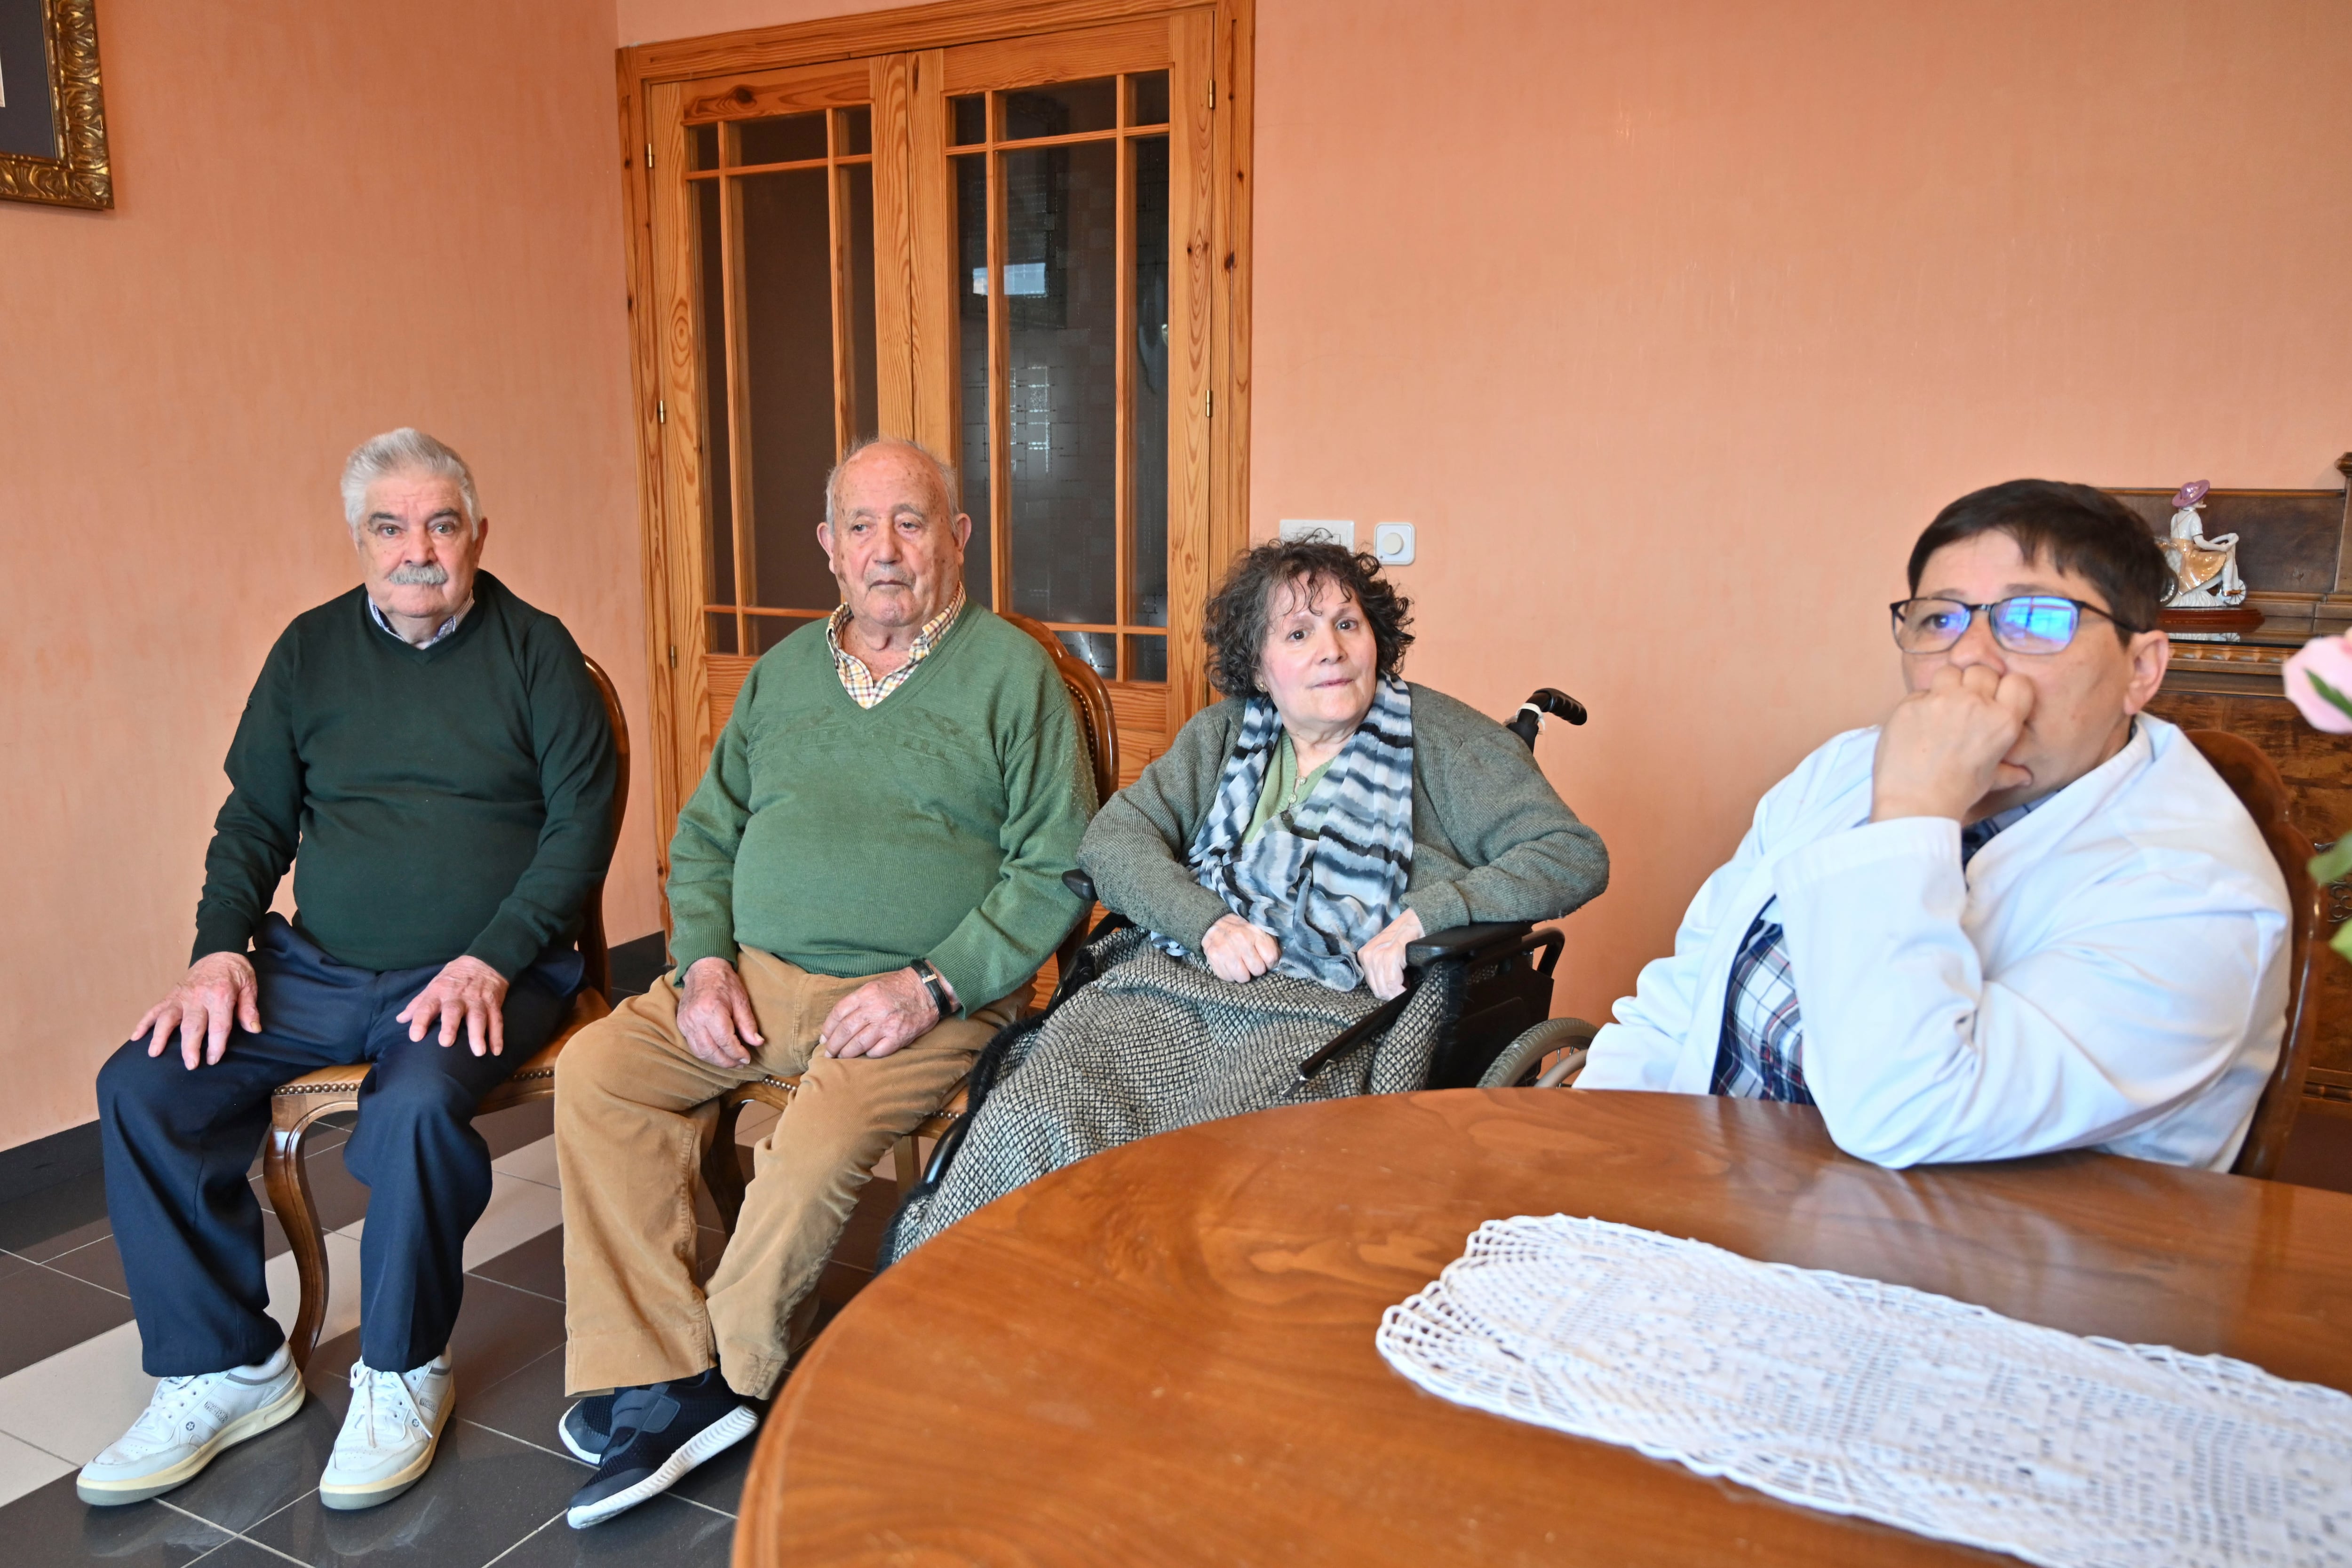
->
xmin=97 ymin=915 xmax=581 ymax=1376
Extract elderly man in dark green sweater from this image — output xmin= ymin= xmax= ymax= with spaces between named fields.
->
xmin=83 ymin=429 xmax=619 ymax=1515
xmin=554 ymin=438 xmax=1093 ymax=1528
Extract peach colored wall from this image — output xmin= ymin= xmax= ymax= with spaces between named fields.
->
xmin=621 ymin=0 xmax=895 ymax=42
xmin=0 ymin=0 xmax=657 ymax=1151
xmin=623 ymin=0 xmax=2352 ymax=1031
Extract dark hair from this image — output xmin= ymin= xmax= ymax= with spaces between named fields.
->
xmin=1907 ymin=479 xmax=2173 ymax=638
xmin=1202 ymin=539 xmax=1414 ymax=696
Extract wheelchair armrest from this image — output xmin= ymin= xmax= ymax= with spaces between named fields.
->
xmin=1405 ymin=920 xmax=1536 ymax=969
xmin=1064 ymin=869 xmax=1098 ymax=904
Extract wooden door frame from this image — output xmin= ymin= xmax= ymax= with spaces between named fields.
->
xmin=614 ymin=0 xmax=1254 ymax=911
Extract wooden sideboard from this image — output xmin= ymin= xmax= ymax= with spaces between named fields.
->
xmin=2122 ymin=455 xmax=2352 ymax=1105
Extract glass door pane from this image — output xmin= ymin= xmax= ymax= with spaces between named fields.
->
xmin=690 ymin=101 xmax=881 ymax=659
xmin=951 ymin=64 xmax=1186 ymax=687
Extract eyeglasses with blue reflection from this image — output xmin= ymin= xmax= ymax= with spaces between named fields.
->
xmin=1888 ymin=595 xmax=2140 ymax=655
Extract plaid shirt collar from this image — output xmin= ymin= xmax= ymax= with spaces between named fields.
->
xmin=826 ymin=589 xmax=966 ymax=708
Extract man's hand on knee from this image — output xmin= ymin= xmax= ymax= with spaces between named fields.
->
xmin=819 ymin=968 xmax=948 ymax=1060
xmin=398 ymin=956 xmax=511 ymax=1057
xmin=679 ymin=957 xmax=764 ymax=1068
xmin=137 ymin=953 xmax=261 ymax=1070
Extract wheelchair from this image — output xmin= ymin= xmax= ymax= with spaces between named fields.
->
xmin=1053 ymin=685 xmax=1603 ymax=1101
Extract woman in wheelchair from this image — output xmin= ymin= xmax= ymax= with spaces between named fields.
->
xmin=883 ymin=539 xmax=1608 ymax=1262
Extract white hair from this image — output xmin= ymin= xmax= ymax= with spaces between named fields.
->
xmin=822 ymin=437 xmax=959 ymax=530
xmin=341 ymin=428 xmax=480 ymax=533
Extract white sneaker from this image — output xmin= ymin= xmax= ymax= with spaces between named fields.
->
xmin=78 ymin=1345 xmax=306 ymax=1505
xmin=318 ymin=1355 xmax=453 ymax=1511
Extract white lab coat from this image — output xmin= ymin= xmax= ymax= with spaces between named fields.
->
xmin=1580 ymin=716 xmax=2289 ymax=1171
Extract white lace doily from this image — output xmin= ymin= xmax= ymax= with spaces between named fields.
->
xmin=1376 ymin=1215 xmax=2352 ymax=1568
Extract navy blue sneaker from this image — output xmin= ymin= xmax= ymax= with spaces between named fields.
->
xmin=564 ymin=1370 xmax=758 ymax=1528
xmin=558 ymin=1395 xmax=613 ymax=1463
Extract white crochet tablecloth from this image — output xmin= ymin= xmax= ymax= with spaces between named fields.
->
xmin=1375 ymin=1215 xmax=2352 ymax=1568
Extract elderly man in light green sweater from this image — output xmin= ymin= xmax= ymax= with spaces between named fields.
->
xmin=552 ymin=438 xmax=1092 ymax=1528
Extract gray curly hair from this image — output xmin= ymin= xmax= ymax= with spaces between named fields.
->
xmin=340 ymin=428 xmax=480 ymax=534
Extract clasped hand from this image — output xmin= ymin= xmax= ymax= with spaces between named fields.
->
xmin=1203 ymin=907 xmax=1425 ymax=1000
xmin=1872 ymin=662 xmax=2036 ymax=823
xmin=676 ymin=957 xmax=946 ymax=1069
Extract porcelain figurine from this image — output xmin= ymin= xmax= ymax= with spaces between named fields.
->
xmin=2161 ymin=479 xmax=2247 ymax=609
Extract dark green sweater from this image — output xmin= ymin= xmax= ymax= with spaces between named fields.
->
xmin=193 ymin=573 xmax=619 ymax=978
xmin=667 ymin=605 xmax=1092 ymax=1012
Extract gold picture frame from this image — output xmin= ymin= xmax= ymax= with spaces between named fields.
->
xmin=0 ymin=0 xmax=109 ymax=210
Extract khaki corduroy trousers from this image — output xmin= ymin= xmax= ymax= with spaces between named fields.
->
xmin=555 ymin=946 xmax=1017 ymax=1399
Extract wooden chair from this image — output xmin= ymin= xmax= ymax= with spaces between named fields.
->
xmin=2190 ymin=730 xmax=2324 ymax=1179
xmin=698 ymin=611 xmax=1120 ymax=1231
xmin=264 ymin=656 xmax=629 ymax=1369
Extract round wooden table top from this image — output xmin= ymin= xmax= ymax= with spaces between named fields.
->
xmin=739 ymin=1089 xmax=2352 ymax=1566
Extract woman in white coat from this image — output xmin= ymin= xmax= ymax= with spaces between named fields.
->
xmin=1580 ymin=480 xmax=2290 ymax=1171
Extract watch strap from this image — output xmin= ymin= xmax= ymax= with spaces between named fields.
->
xmin=911 ymin=959 xmax=953 ymax=1018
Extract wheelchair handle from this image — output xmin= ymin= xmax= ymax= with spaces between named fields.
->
xmin=1506 ymin=688 xmax=1587 ymax=748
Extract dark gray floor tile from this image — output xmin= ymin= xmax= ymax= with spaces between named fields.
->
xmin=662 ymin=1433 xmax=752 ymax=1515
xmin=468 ymin=1227 xmax=563 ymax=1303
xmin=0 ymin=1246 xmax=36 ymax=1283
xmin=0 ymin=1260 xmax=138 ymax=1377
xmin=17 ymin=1212 xmax=113 ymax=1265
xmin=241 ymin=1418 xmax=576 ymax=1568
xmin=185 ymin=1537 xmax=314 ymax=1567
xmin=477 ymin=1101 xmax=553 ymax=1162
xmin=448 ymin=1278 xmax=568 ymax=1385
xmin=461 ymin=1348 xmax=578 ymax=1461
xmin=0 ymin=1471 xmax=234 ymax=1567
xmin=0 ymin=1165 xmax=110 ymax=1254
xmin=813 ymin=1258 xmax=870 ymax=1312
xmin=46 ymin=1232 xmax=132 ymax=1297
xmin=164 ymin=1395 xmax=344 ymax=1537
xmin=251 ymin=1145 xmax=370 ymax=1234
xmin=492 ymin=1492 xmax=733 ymax=1567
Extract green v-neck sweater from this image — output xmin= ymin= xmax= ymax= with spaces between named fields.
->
xmin=666 ymin=605 xmax=1094 ymax=1011
xmin=191 ymin=573 xmax=620 ymax=978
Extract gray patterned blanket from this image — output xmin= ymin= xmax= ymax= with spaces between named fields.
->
xmin=881 ymin=923 xmax=1465 ymax=1264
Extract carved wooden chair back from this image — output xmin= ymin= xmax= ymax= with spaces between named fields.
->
xmin=700 ymin=613 xmax=1120 ymax=1233
xmin=265 ymin=655 xmax=629 ymax=1368
xmin=2186 ymin=729 xmax=2323 ymax=1179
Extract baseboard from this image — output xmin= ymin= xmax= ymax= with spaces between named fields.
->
xmin=0 ymin=1119 xmax=104 ymax=1208
xmin=608 ymin=931 xmax=669 ymax=999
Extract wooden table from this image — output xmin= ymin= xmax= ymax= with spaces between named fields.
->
xmin=739 ymin=1090 xmax=2352 ymax=1566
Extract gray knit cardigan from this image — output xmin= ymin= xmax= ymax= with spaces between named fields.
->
xmin=1077 ymin=684 xmax=1610 ymax=952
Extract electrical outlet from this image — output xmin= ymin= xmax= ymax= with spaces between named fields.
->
xmin=1373 ymin=522 xmax=1416 ymax=565
xmin=1279 ymin=519 xmax=1355 ymax=549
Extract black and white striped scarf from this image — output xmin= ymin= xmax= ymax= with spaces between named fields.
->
xmin=1169 ymin=675 xmax=1415 ymax=991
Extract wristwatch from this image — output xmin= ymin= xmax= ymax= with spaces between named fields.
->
xmin=910 ymin=959 xmax=954 ymax=1019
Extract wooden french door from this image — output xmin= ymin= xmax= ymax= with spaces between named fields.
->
xmin=628 ymin=4 xmax=1248 ymax=897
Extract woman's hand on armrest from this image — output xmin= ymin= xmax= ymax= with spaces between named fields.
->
xmin=1355 ymin=908 xmax=1425 ymax=1000
xmin=1202 ymin=915 xmax=1281 ymax=985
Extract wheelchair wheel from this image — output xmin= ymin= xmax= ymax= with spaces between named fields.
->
xmin=1476 ymin=1016 xmax=1599 ymax=1090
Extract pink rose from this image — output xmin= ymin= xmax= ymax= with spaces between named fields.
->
xmin=2285 ymin=635 xmax=2352 ymax=733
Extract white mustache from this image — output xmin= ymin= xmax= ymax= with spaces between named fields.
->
xmin=389 ymin=563 xmax=450 ymax=586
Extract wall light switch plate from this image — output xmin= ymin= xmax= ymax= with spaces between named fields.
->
xmin=1373 ymin=522 xmax=1416 ymax=565
xmin=1279 ymin=519 xmax=1355 ymax=549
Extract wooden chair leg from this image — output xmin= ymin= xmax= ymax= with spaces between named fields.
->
xmin=703 ymin=1099 xmax=749 ymax=1234
xmin=262 ymin=1108 xmax=331 ymax=1372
